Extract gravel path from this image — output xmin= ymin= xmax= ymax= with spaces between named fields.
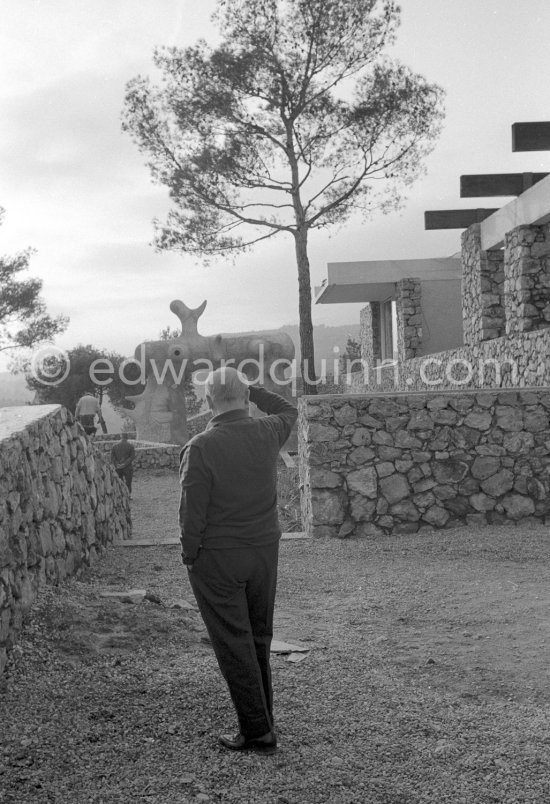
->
xmin=2 ymin=477 xmax=550 ymax=803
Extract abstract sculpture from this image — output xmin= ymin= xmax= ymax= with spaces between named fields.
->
xmin=125 ymin=299 xmax=295 ymax=445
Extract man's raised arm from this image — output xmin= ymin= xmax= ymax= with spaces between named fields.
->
xmin=248 ymin=386 xmax=298 ymax=447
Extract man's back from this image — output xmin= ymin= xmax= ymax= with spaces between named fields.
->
xmin=75 ymin=394 xmax=99 ymax=416
xmin=179 ymin=386 xmax=297 ymax=552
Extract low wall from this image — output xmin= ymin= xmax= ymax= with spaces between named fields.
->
xmin=352 ymin=327 xmax=550 ymax=393
xmin=298 ymin=389 xmax=550 ymax=539
xmin=0 ymin=405 xmax=131 ymax=672
xmin=93 ymin=411 xmax=212 ymax=472
xmin=94 ymin=439 xmax=181 ymax=471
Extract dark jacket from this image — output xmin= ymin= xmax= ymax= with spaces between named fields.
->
xmin=111 ymin=440 xmax=135 ymax=469
xmin=179 ymin=386 xmax=297 ymax=561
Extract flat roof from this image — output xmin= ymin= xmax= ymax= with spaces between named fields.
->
xmin=315 ymin=257 xmax=461 ymax=304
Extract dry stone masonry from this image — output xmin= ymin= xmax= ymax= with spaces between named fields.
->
xmin=504 ymin=223 xmax=550 ymax=336
xmin=355 ymin=221 xmax=550 ymax=394
xmin=351 ymin=326 xmax=550 ymax=393
xmin=360 ymin=303 xmax=381 ymax=367
xmin=94 ymin=439 xmax=181 ymax=471
xmin=299 ymin=390 xmax=550 ymax=539
xmin=462 ymin=224 xmax=505 ymax=345
xmin=396 ymin=278 xmax=423 ymax=360
xmin=0 ymin=405 xmax=131 ymax=672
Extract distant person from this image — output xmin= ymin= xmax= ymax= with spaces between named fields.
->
xmin=75 ymin=392 xmax=105 ymax=436
xmin=111 ymin=433 xmax=135 ymax=494
xmin=179 ymin=367 xmax=297 ymax=754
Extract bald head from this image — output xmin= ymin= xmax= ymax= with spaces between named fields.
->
xmin=205 ymin=367 xmax=250 ymax=414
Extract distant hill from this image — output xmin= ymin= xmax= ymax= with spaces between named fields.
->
xmin=0 ymin=373 xmax=35 ymax=407
xmin=277 ymin=323 xmax=360 ymax=373
xmin=0 ymin=322 xmax=359 ymax=407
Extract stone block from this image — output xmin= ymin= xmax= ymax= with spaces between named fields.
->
xmin=422 ymin=505 xmax=450 ymax=527
xmin=351 ymin=428 xmax=371 ymax=447
xmin=470 ymin=493 xmax=496 ymax=512
xmin=369 ymin=398 xmax=403 ymax=418
xmin=348 ymin=446 xmax=376 ymax=465
xmin=311 ymin=489 xmax=344 ymax=525
xmin=449 ymin=397 xmax=474 ymax=413
xmin=394 ymin=431 xmax=422 ymax=449
xmin=372 ymin=431 xmax=394 ymax=447
xmin=350 ymin=497 xmax=377 ymax=521
xmin=385 ymin=416 xmax=410 ymax=433
xmin=463 ymin=411 xmax=492 ymax=430
xmin=433 ymin=485 xmax=457 ymax=501
xmin=412 ymin=451 xmax=432 ymax=463
xmin=471 ymin=456 xmax=501 ymax=480
xmin=413 ymin=478 xmax=437 ymax=493
xmin=308 ymin=423 xmax=339 ymax=442
xmin=355 ymin=522 xmax=385 ymax=538
xmin=375 ymin=462 xmax=395 ymax=478
xmin=346 ymin=467 xmax=378 ymax=498
xmin=358 ymin=414 xmax=383 ymax=429
xmin=333 ymin=404 xmax=357 ymax=426
xmin=391 ymin=500 xmax=420 ymax=521
xmin=432 ymin=409 xmax=459 ymax=426
xmin=495 ymin=406 xmax=524 ymax=432
xmin=432 ymin=459 xmax=469 ymax=484
xmin=526 ymin=478 xmax=546 ymax=500
xmin=395 ymin=459 xmax=413 ymax=473
xmin=445 ymin=496 xmax=473 ymax=516
xmin=378 ymin=447 xmax=403 ymax=461
xmin=524 ymin=410 xmax=548 ymax=432
xmin=379 ymin=474 xmax=410 ymax=505
xmin=310 ymin=468 xmax=342 ymax=488
xmin=407 ymin=411 xmax=434 ymax=431
xmin=501 ymin=494 xmax=536 ymax=519
xmin=413 ymin=491 xmax=436 ymax=509
xmin=480 ymin=469 xmax=515 ymax=497
xmin=502 ymin=431 xmax=535 ymax=454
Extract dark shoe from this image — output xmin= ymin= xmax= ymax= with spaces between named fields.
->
xmin=218 ymin=731 xmax=277 ymax=754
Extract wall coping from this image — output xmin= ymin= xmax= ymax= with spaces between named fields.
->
xmin=300 ymin=387 xmax=550 ymax=402
xmin=0 ymin=404 xmax=61 ymax=442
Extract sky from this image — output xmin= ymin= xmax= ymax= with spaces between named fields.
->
xmin=1 ymin=0 xmax=550 ymax=366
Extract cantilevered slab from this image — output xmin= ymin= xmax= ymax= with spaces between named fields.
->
xmin=424 ymin=209 xmax=499 ymax=230
xmin=315 ymin=257 xmax=461 ymax=304
xmin=512 ymin=122 xmax=550 ymax=152
xmin=480 ymin=173 xmax=550 ymax=250
xmin=460 ymin=173 xmax=548 ymax=197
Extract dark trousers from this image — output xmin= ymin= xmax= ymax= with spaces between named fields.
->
xmin=188 ymin=542 xmax=279 ymax=739
xmin=116 ymin=465 xmax=133 ymax=493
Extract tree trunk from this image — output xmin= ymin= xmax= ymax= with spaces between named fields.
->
xmin=294 ymin=227 xmax=317 ymax=395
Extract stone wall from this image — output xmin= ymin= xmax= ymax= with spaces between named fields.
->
xmin=94 ymin=439 xmax=181 ymax=472
xmin=299 ymin=390 xmax=550 ymax=539
xmin=462 ymin=224 xmax=505 ymax=345
xmin=93 ymin=412 xmax=212 ymax=473
xmin=0 ymin=405 xmax=131 ymax=672
xmin=504 ymin=224 xmax=550 ymax=336
xmin=351 ymin=326 xmax=550 ymax=393
xmin=396 ymin=278 xmax=422 ymax=360
xmin=360 ymin=303 xmax=381 ymax=368
xmin=355 ymin=222 xmax=550 ymax=395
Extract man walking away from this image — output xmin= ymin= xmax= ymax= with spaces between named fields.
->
xmin=75 ymin=392 xmax=105 ymax=437
xmin=179 ymin=367 xmax=297 ymax=754
xmin=111 ymin=432 xmax=136 ymax=494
